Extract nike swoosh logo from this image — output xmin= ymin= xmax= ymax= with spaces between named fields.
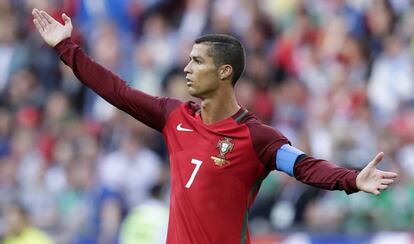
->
xmin=176 ymin=123 xmax=193 ymax=132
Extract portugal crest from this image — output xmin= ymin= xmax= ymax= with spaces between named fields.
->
xmin=211 ymin=137 xmax=234 ymax=166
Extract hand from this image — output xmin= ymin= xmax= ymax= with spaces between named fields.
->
xmin=356 ymin=152 xmax=398 ymax=195
xmin=32 ymin=8 xmax=72 ymax=47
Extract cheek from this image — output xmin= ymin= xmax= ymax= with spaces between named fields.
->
xmin=198 ymin=67 xmax=218 ymax=81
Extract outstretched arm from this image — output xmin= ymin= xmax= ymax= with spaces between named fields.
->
xmin=270 ymin=142 xmax=397 ymax=195
xmin=247 ymin=123 xmax=398 ymax=196
xmin=32 ymin=9 xmax=181 ymax=131
xmin=292 ymin=151 xmax=397 ymax=195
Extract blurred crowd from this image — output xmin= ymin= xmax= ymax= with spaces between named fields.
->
xmin=1 ymin=0 xmax=414 ymax=243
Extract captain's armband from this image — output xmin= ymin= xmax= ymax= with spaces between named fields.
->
xmin=275 ymin=144 xmax=305 ymax=176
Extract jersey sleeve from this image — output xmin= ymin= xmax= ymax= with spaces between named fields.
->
xmin=246 ymin=120 xmax=359 ymax=194
xmin=54 ymin=38 xmax=181 ymax=131
xmin=246 ymin=121 xmax=290 ymax=171
xmin=294 ymin=156 xmax=359 ymax=194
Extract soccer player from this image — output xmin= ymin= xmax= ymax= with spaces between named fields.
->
xmin=32 ymin=9 xmax=398 ymax=244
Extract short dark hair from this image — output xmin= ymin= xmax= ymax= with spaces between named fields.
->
xmin=195 ymin=34 xmax=245 ymax=85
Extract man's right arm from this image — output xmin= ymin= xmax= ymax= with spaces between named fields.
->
xmin=55 ymin=38 xmax=181 ymax=131
xmin=32 ymin=9 xmax=181 ymax=131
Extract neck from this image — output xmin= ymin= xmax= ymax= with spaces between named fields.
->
xmin=200 ymin=86 xmax=240 ymax=124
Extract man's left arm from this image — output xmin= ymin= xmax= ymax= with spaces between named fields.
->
xmin=246 ymin=122 xmax=397 ymax=195
xmin=276 ymin=145 xmax=398 ymax=195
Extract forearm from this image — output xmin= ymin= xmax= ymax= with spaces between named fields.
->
xmin=54 ymin=38 xmax=179 ymax=131
xmin=55 ymin=38 xmax=139 ymax=110
xmin=294 ymin=155 xmax=359 ymax=194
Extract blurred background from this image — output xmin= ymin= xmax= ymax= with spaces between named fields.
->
xmin=0 ymin=0 xmax=414 ymax=243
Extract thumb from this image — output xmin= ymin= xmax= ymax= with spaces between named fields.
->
xmin=368 ymin=152 xmax=384 ymax=168
xmin=62 ymin=13 xmax=72 ymax=26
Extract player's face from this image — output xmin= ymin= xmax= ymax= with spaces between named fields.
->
xmin=184 ymin=44 xmax=220 ymax=98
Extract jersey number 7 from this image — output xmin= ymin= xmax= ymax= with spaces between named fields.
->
xmin=185 ymin=159 xmax=203 ymax=188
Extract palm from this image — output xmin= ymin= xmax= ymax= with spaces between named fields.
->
xmin=32 ymin=9 xmax=72 ymax=47
xmin=356 ymin=152 xmax=398 ymax=195
xmin=41 ymin=20 xmax=70 ymax=46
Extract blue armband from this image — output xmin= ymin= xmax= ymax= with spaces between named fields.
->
xmin=276 ymin=144 xmax=304 ymax=176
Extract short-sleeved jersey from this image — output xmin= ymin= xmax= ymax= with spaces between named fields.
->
xmin=55 ymin=38 xmax=359 ymax=244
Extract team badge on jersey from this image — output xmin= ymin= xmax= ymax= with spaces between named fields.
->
xmin=211 ymin=137 xmax=234 ymax=166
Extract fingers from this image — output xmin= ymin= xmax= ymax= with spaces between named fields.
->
xmin=40 ymin=10 xmax=55 ymax=24
xmin=369 ymin=152 xmax=384 ymax=168
xmin=372 ymin=184 xmax=387 ymax=196
xmin=372 ymin=178 xmax=395 ymax=196
xmin=382 ymin=171 xmax=398 ymax=179
xmin=62 ymin=13 xmax=73 ymax=29
xmin=378 ymin=184 xmax=388 ymax=190
xmin=32 ymin=8 xmax=47 ymax=30
xmin=33 ymin=19 xmax=44 ymax=33
xmin=381 ymin=178 xmax=394 ymax=185
xmin=62 ymin=13 xmax=71 ymax=23
xmin=371 ymin=186 xmax=384 ymax=195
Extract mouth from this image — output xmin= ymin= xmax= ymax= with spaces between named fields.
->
xmin=186 ymin=77 xmax=193 ymax=86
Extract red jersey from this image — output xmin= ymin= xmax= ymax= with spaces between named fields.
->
xmin=55 ymin=38 xmax=359 ymax=244
xmin=162 ymin=102 xmax=288 ymax=243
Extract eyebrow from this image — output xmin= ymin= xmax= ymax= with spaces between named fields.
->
xmin=189 ymin=55 xmax=204 ymax=62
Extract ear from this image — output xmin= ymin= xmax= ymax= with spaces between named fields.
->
xmin=218 ymin=65 xmax=233 ymax=81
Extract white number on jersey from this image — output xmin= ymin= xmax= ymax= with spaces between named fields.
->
xmin=185 ymin=159 xmax=203 ymax=188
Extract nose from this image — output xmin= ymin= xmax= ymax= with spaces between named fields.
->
xmin=184 ymin=61 xmax=191 ymax=74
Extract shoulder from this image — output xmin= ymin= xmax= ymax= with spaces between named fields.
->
xmin=241 ymin=112 xmax=290 ymax=169
xmin=242 ymin=113 xmax=289 ymax=147
xmin=162 ymin=97 xmax=184 ymax=114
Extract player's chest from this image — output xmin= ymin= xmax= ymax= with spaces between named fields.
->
xmin=164 ymin=118 xmax=264 ymax=190
xmin=166 ymin=120 xmax=253 ymax=166
xmin=167 ymin=129 xmax=260 ymax=190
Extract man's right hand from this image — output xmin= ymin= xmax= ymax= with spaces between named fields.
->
xmin=32 ymin=8 xmax=72 ymax=47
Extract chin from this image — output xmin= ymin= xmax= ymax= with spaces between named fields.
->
xmin=188 ymin=88 xmax=199 ymax=97
xmin=188 ymin=88 xmax=212 ymax=99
